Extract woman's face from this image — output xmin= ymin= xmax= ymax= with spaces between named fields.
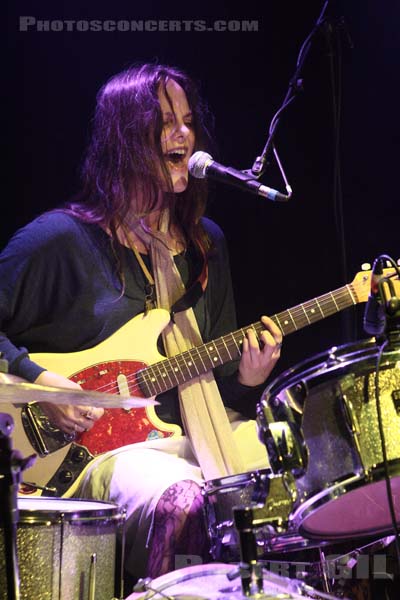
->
xmin=158 ymin=79 xmax=195 ymax=193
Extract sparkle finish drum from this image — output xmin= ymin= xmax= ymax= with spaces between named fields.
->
xmin=258 ymin=339 xmax=400 ymax=540
xmin=0 ymin=497 xmax=125 ymax=600
xmin=202 ymin=470 xmax=325 ymax=562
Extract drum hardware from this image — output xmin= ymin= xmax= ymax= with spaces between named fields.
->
xmin=228 ymin=472 xmax=297 ymax=597
xmin=133 ymin=577 xmax=175 ymax=599
xmin=0 ymin=411 xmax=36 ymax=600
xmin=257 ymin=401 xmax=307 ymax=477
xmin=88 ymin=553 xmax=97 ymax=600
xmin=126 ymin=562 xmax=343 ymax=600
xmin=203 ymin=470 xmax=298 ymax=562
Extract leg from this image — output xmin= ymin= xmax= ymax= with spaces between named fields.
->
xmin=146 ymin=479 xmax=209 ymax=577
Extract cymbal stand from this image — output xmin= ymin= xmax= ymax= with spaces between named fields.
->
xmin=0 ymin=412 xmax=36 ymax=600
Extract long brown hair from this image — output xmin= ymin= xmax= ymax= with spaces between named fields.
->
xmin=65 ymin=63 xmax=214 ymax=253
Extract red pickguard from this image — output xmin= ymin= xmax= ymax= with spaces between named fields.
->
xmin=70 ymin=360 xmax=174 ymax=455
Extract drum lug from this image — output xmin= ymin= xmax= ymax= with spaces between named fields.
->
xmin=260 ymin=420 xmax=307 ymax=478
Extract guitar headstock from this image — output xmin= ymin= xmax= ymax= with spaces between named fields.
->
xmin=351 ymin=263 xmax=400 ymax=304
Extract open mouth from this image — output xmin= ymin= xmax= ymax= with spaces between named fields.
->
xmin=164 ymin=148 xmax=187 ymax=167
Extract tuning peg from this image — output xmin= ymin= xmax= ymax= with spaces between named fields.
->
xmin=361 ymin=263 xmax=371 ymax=271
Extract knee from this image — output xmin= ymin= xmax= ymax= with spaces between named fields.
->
xmin=154 ymin=479 xmax=204 ymax=522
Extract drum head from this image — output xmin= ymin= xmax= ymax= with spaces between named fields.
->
xmin=294 ymin=474 xmax=400 ymax=539
xmin=126 ymin=563 xmax=315 ymax=600
xmin=14 ymin=496 xmax=119 ymax=522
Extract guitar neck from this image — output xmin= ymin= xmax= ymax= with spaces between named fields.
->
xmin=137 ymin=282 xmax=358 ymax=397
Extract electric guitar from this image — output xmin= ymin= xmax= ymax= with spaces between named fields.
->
xmin=3 ymin=267 xmax=397 ymax=497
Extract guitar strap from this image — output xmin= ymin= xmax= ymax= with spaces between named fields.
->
xmin=130 ymin=239 xmax=208 ymax=318
xmin=131 ymin=214 xmax=245 ymax=480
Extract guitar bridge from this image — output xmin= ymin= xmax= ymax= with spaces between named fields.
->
xmin=21 ymin=403 xmax=73 ymax=457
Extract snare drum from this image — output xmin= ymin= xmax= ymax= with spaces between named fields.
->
xmin=202 ymin=469 xmax=325 ymax=562
xmin=258 ymin=339 xmax=400 ymax=541
xmin=0 ymin=497 xmax=125 ymax=600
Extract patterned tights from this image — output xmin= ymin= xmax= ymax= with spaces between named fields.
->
xmin=146 ymin=479 xmax=209 ymax=577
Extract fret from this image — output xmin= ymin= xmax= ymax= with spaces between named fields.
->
xmin=193 ymin=345 xmax=208 ymax=372
xmin=303 ymin=299 xmax=324 ymax=322
xmin=141 ymin=366 xmax=162 ymax=396
xmin=175 ymin=353 xmax=193 ymax=381
xmin=229 ymin=332 xmax=242 ymax=354
xmin=314 ymin=296 xmax=324 ymax=317
xmin=330 ymin=291 xmax=339 ymax=311
xmin=275 ymin=311 xmax=296 ymax=334
xmin=212 ymin=341 xmax=224 ymax=364
xmin=221 ymin=336 xmax=233 ymax=361
xmin=273 ymin=313 xmax=284 ymax=334
xmin=204 ymin=341 xmax=223 ymax=370
xmin=161 ymin=360 xmax=176 ymax=389
xmin=196 ymin=346 xmax=215 ymax=371
xmin=186 ymin=348 xmax=200 ymax=376
xmin=134 ymin=280 xmax=362 ymax=399
xmin=346 ymin=284 xmax=357 ymax=305
xmin=148 ymin=364 xmax=165 ymax=394
xmin=336 ymin=287 xmax=354 ymax=309
xmin=152 ymin=361 xmax=170 ymax=393
xmin=134 ymin=369 xmax=153 ymax=398
xmin=300 ymin=303 xmax=311 ymax=324
xmin=168 ymin=356 xmax=184 ymax=386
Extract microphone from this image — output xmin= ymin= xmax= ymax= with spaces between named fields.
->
xmin=188 ymin=151 xmax=291 ymax=202
xmin=363 ymin=257 xmax=386 ymax=336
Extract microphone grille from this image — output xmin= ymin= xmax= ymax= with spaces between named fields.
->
xmin=188 ymin=151 xmax=212 ymax=179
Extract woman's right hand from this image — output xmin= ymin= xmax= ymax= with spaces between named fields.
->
xmin=34 ymin=370 xmax=104 ymax=435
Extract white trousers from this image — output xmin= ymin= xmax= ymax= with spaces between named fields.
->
xmin=76 ymin=419 xmax=269 ymax=577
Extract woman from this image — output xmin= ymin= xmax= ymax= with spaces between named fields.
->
xmin=0 ymin=63 xmax=282 ymax=581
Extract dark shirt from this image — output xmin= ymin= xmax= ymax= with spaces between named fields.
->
xmin=0 ymin=211 xmax=265 ymax=427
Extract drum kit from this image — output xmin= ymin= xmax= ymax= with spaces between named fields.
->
xmin=0 ymin=382 xmax=145 ymax=600
xmin=201 ymin=338 xmax=400 ymax=599
xmin=1 ymin=265 xmax=400 ymax=600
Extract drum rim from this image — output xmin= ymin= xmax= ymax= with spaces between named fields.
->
xmin=11 ymin=496 xmax=122 ymax=524
xmin=150 ymin=562 xmax=235 ymax=589
xmin=262 ymin=338 xmax=399 ymax=400
xmin=292 ymin=463 xmax=400 ymax=540
xmin=202 ymin=469 xmax=271 ymax=493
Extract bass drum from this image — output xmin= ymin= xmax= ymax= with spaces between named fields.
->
xmin=125 ymin=562 xmax=334 ymax=600
xmin=258 ymin=338 xmax=400 ymax=541
xmin=0 ymin=497 xmax=125 ymax=600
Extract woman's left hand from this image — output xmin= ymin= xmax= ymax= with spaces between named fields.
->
xmin=238 ymin=316 xmax=282 ymax=387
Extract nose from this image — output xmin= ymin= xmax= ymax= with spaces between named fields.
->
xmin=174 ymin=120 xmax=191 ymax=140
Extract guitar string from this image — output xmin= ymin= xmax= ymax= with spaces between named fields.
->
xmin=83 ymin=282 xmax=364 ymax=399
xmin=88 ymin=285 xmax=359 ymax=397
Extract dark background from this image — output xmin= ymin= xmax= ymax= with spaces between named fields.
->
xmin=6 ymin=0 xmax=399 ymax=383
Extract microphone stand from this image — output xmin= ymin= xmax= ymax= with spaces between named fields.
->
xmin=249 ymin=1 xmax=331 ymax=178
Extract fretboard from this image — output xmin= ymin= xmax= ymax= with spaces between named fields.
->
xmin=137 ymin=282 xmax=357 ymax=397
